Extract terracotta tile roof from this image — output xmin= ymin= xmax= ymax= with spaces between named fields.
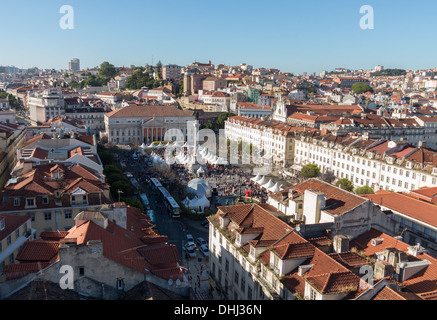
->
xmin=328 ymin=251 xmax=370 ymax=268
xmin=371 ymin=285 xmax=408 ymax=300
xmin=4 ymin=262 xmax=51 ymax=280
xmin=409 ymin=186 xmax=437 ymax=204
xmin=23 ymin=133 xmax=52 ymax=147
xmin=283 ymin=248 xmax=361 ymax=296
xmin=292 ymin=179 xmax=368 ymax=216
xmin=271 ymin=231 xmax=315 ymax=259
xmin=0 ymin=214 xmax=31 ymax=242
xmin=217 ymin=204 xmax=293 ymax=244
xmin=350 ymin=228 xmax=437 ymax=299
xmin=406 ymin=147 xmax=437 ymax=166
xmin=362 ymin=191 xmax=437 ymax=228
xmin=305 ymin=271 xmax=360 ymax=294
xmin=40 ymin=231 xmax=69 ymax=241
xmin=16 ymin=240 xmax=59 ymax=262
xmin=105 ymin=105 xmax=192 ymax=119
xmin=64 ymin=206 xmax=184 ymax=281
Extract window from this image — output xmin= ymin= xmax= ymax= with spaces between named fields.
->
xmin=225 ymin=259 xmax=229 ymax=273
xmin=15 ymin=229 xmax=20 ymax=239
xmin=79 ymin=267 xmax=85 ymax=277
xmin=14 ymin=198 xmax=19 ymax=206
xmin=247 ymin=286 xmax=253 ymax=300
xmin=7 ymin=235 xmax=11 ymax=246
xmin=44 ymin=212 xmax=52 ymax=221
xmin=9 ymin=254 xmax=14 ymax=264
xmin=42 ymin=196 xmax=49 ymax=204
xmin=234 ymin=271 xmax=239 ymax=285
xmin=26 ymin=198 xmax=35 ymax=206
xmin=64 ymin=210 xmax=72 ymax=219
xmin=310 ymin=287 xmax=317 ymax=300
xmin=241 ymin=276 xmax=245 ymax=293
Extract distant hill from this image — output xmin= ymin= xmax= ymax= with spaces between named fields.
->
xmin=370 ymin=69 xmax=407 ymax=77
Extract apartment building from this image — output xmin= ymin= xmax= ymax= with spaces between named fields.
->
xmin=162 ymin=64 xmax=182 ymax=80
xmin=65 ymin=107 xmax=106 ymax=134
xmin=0 ymin=204 xmax=189 ymax=299
xmin=294 ymin=131 xmax=437 ymax=192
xmin=320 ymin=113 xmax=437 ymax=150
xmin=0 ymin=122 xmax=27 ymax=188
xmin=363 ymin=189 xmax=437 ymax=257
xmin=225 ymin=116 xmax=313 ymax=166
xmin=0 ymin=214 xmax=35 ymax=282
xmin=0 ymin=163 xmax=111 ymax=237
xmin=267 ymin=179 xmax=398 ymax=239
xmin=207 ymin=203 xmax=365 ymax=300
xmin=28 ymin=89 xmax=65 ymax=125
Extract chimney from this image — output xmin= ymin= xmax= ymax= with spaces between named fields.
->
xmin=333 ymin=235 xmax=350 ymax=253
xmin=374 ymin=261 xmax=395 ymax=279
xmin=22 ymin=160 xmax=33 ymax=175
xmin=418 ymin=141 xmax=426 ymax=148
xmin=298 ymin=264 xmax=313 ymax=276
xmin=303 ymin=190 xmax=326 ymax=224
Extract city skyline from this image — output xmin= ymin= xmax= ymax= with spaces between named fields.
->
xmin=1 ymin=0 xmax=437 ymax=74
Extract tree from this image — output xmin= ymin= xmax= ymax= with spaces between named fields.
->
xmin=203 ymin=120 xmax=215 ymax=131
xmin=351 ymin=82 xmax=374 ymax=94
xmin=355 ymin=185 xmax=374 ymax=195
xmin=99 ymin=61 xmax=116 ymax=79
xmin=216 ymin=112 xmax=235 ymax=129
xmin=335 ymin=178 xmax=354 ymax=192
xmin=320 ymin=170 xmax=336 ymax=184
xmin=300 ymin=164 xmax=321 ymax=179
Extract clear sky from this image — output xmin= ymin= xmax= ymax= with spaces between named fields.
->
xmin=0 ymin=0 xmax=435 ymax=74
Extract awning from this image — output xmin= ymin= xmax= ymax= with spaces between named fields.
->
xmin=290 ymin=165 xmax=302 ymax=172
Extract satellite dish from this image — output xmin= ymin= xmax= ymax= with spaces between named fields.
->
xmin=168 ymin=279 xmax=173 ymax=286
xmin=296 ymin=225 xmax=301 ymax=232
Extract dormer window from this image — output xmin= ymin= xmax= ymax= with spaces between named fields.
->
xmin=14 ymin=198 xmax=20 ymax=206
xmin=250 ymin=246 xmax=256 ymax=259
xmin=42 ymin=196 xmax=49 ymax=204
xmin=25 ymin=198 xmax=36 ymax=208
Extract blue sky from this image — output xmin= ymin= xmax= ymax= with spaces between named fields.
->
xmin=0 ymin=0 xmax=435 ymax=74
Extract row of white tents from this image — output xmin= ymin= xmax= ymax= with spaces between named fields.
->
xmin=140 ymin=142 xmax=186 ymax=149
xmin=198 ymin=147 xmax=229 ymax=166
xmin=251 ymin=174 xmax=281 ymax=193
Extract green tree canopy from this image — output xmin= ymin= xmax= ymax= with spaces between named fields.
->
xmin=354 ymin=185 xmax=375 ymax=195
xmin=300 ymin=164 xmax=321 ymax=179
xmin=99 ymin=61 xmax=117 ymax=79
xmin=370 ymin=69 xmax=407 ymax=77
xmin=335 ymin=178 xmax=354 ymax=192
xmin=216 ymin=112 xmax=235 ymax=129
xmin=351 ymin=82 xmax=374 ymax=94
xmin=125 ymin=70 xmax=162 ymax=90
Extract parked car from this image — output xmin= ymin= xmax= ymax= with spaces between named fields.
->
xmin=183 ymin=244 xmax=197 ymax=258
xmin=186 ymin=234 xmax=196 ymax=248
xmin=200 ymin=219 xmax=209 ymax=228
xmin=196 ymin=237 xmax=208 ymax=247
xmin=199 ymin=244 xmax=209 ymax=257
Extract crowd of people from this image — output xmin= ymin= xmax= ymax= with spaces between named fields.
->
xmin=143 ymin=147 xmax=285 ymax=205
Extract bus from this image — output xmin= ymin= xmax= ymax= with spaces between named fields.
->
xmin=130 ymin=178 xmax=140 ymax=194
xmin=157 ymin=186 xmax=181 ymax=218
xmin=140 ymin=193 xmax=150 ymax=210
xmin=150 ymin=178 xmax=162 ymax=191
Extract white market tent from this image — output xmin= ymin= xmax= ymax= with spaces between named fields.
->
xmin=257 ymin=176 xmax=267 ymax=186
xmin=269 ymin=182 xmax=281 ymax=193
xmin=251 ymin=174 xmax=261 ymax=183
xmin=262 ymin=179 xmax=275 ymax=190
